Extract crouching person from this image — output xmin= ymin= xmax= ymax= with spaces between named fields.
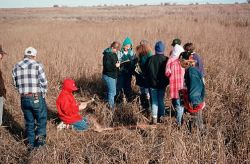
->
xmin=56 ymin=78 xmax=103 ymax=132
xmin=12 ymin=47 xmax=48 ymax=151
xmin=56 ymin=78 xmax=89 ymax=131
xmin=179 ymin=52 xmax=205 ymax=130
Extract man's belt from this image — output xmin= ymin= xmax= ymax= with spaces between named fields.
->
xmin=21 ymin=93 xmax=41 ymax=97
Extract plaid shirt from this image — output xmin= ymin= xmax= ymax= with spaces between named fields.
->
xmin=12 ymin=58 xmax=48 ymax=94
xmin=165 ymin=57 xmax=185 ymax=99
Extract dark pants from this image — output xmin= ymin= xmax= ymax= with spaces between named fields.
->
xmin=21 ymin=95 xmax=47 ymax=149
xmin=116 ymin=73 xmax=132 ymax=99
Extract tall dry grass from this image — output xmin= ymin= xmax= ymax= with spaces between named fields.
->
xmin=0 ymin=4 xmax=249 ymax=163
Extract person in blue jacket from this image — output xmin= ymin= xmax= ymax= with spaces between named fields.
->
xmin=179 ymin=51 xmax=205 ymax=130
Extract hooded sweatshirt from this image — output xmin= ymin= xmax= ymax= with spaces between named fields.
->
xmin=117 ymin=37 xmax=135 ymax=74
xmin=102 ymin=47 xmax=119 ymax=79
xmin=56 ymin=89 xmax=82 ymax=124
xmin=165 ymin=44 xmax=185 ymax=99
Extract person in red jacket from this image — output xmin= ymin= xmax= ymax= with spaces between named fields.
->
xmin=56 ymin=78 xmax=89 ymax=131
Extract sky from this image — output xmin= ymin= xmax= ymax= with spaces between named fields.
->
xmin=0 ymin=0 xmax=247 ymax=8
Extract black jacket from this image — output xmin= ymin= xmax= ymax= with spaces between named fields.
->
xmin=0 ymin=70 xmax=6 ymax=98
xmin=102 ymin=48 xmax=119 ymax=79
xmin=145 ymin=54 xmax=169 ymax=89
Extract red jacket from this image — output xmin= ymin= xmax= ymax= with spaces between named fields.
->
xmin=56 ymin=89 xmax=82 ymax=124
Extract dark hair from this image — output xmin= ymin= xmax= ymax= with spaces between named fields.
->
xmin=171 ymin=38 xmax=181 ymax=46
xmin=183 ymin=43 xmax=195 ymax=53
xmin=110 ymin=41 xmax=121 ymax=50
xmin=179 ymin=51 xmax=191 ymax=60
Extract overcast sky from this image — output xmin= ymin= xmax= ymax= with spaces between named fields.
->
xmin=0 ymin=0 xmax=247 ymax=8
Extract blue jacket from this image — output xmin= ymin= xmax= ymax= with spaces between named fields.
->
xmin=184 ymin=67 xmax=205 ymax=105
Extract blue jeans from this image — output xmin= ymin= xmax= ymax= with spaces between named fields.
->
xmin=150 ymin=88 xmax=165 ymax=119
xmin=72 ymin=117 xmax=89 ymax=131
xmin=117 ymin=73 xmax=132 ymax=98
xmin=21 ymin=95 xmax=47 ymax=148
xmin=140 ymin=87 xmax=149 ymax=96
xmin=172 ymin=98 xmax=184 ymax=125
xmin=102 ymin=75 xmax=116 ymax=109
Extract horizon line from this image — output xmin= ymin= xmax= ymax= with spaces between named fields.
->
xmin=0 ymin=2 xmax=248 ymax=9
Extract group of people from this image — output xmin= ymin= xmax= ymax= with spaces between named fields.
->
xmin=102 ymin=37 xmax=205 ymax=126
xmin=0 ymin=37 xmax=205 ymax=151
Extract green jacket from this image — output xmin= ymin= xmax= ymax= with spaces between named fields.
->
xmin=135 ymin=52 xmax=153 ymax=87
xmin=102 ymin=48 xmax=119 ymax=79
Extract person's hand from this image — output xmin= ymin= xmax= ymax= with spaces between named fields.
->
xmin=115 ymin=61 xmax=120 ymax=68
xmin=79 ymin=102 xmax=88 ymax=111
xmin=202 ymin=78 xmax=206 ymax=85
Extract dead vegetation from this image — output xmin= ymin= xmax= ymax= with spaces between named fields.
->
xmin=0 ymin=4 xmax=249 ymax=164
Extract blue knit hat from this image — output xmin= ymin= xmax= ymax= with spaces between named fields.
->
xmin=155 ymin=41 xmax=165 ymax=55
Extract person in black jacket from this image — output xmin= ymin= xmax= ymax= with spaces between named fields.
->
xmin=145 ymin=41 xmax=169 ymax=124
xmin=0 ymin=45 xmax=7 ymax=126
xmin=102 ymin=41 xmax=121 ymax=110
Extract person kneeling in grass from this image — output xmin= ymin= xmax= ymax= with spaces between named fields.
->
xmin=56 ymin=78 xmax=102 ymax=132
xmin=179 ymin=51 xmax=205 ymax=130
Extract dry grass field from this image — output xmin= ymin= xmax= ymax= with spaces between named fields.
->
xmin=0 ymin=4 xmax=249 ymax=163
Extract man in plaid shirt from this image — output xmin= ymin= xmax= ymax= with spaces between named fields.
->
xmin=165 ymin=39 xmax=185 ymax=126
xmin=12 ymin=47 xmax=48 ymax=151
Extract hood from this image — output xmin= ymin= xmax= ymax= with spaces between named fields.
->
xmin=62 ymin=78 xmax=78 ymax=92
xmin=122 ymin=37 xmax=133 ymax=48
xmin=170 ymin=44 xmax=184 ymax=58
xmin=103 ymin=47 xmax=113 ymax=56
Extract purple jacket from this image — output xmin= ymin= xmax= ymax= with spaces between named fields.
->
xmin=192 ymin=53 xmax=205 ymax=77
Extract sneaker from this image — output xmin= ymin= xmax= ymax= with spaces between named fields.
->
xmin=158 ymin=116 xmax=166 ymax=123
xmin=34 ymin=135 xmax=46 ymax=148
xmin=27 ymin=144 xmax=34 ymax=152
xmin=57 ymin=121 xmax=66 ymax=130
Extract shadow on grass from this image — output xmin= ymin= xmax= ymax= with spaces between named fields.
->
xmin=75 ymin=73 xmax=106 ymax=99
xmin=3 ymin=107 xmax=24 ymax=142
xmin=47 ymin=106 xmax=60 ymax=124
xmin=3 ymin=105 xmax=60 ymax=142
